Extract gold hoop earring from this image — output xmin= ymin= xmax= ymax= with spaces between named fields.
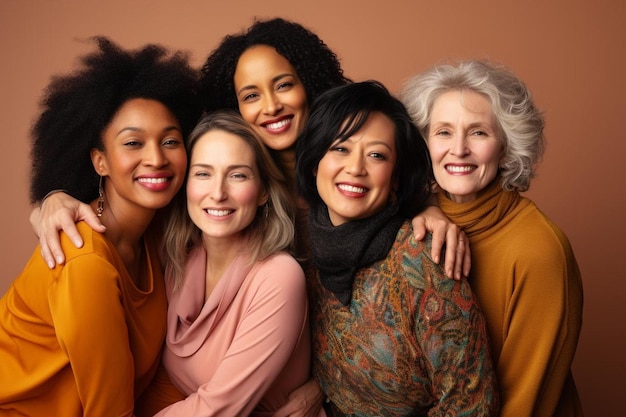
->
xmin=96 ymin=176 xmax=105 ymax=217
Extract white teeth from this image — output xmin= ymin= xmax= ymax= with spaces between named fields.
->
xmin=338 ymin=184 xmax=366 ymax=193
xmin=138 ymin=177 xmax=168 ymax=184
xmin=446 ymin=165 xmax=474 ymax=173
xmin=265 ymin=119 xmax=290 ymax=130
xmin=205 ymin=209 xmax=233 ymax=217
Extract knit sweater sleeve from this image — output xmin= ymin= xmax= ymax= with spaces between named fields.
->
xmin=496 ymin=217 xmax=583 ymax=417
xmin=411 ymin=235 xmax=499 ymax=416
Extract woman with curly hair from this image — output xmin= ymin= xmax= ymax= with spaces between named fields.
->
xmin=401 ymin=59 xmax=584 ymax=417
xmin=0 ymin=37 xmax=200 ymax=416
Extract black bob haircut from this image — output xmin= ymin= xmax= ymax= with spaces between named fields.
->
xmin=30 ymin=36 xmax=201 ymax=204
xmin=198 ymin=17 xmax=350 ymax=113
xmin=296 ymin=81 xmax=433 ymax=219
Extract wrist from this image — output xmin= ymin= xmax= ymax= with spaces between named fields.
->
xmin=41 ymin=189 xmax=68 ymax=204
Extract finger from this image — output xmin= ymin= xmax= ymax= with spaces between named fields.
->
xmin=454 ymin=237 xmax=465 ymax=280
xmin=443 ymin=226 xmax=460 ymax=277
xmin=42 ymin=228 xmax=66 ymax=266
xmin=39 ymin=240 xmax=56 ymax=269
xmin=80 ymin=206 xmax=106 ymax=233
xmin=411 ymin=216 xmax=426 ymax=241
xmin=60 ymin=217 xmax=84 ymax=248
xmin=463 ymin=238 xmax=472 ymax=278
xmin=430 ymin=226 xmax=446 ymax=265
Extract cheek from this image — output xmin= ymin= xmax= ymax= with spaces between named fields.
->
xmin=376 ymin=167 xmax=395 ymax=194
xmin=238 ymin=104 xmax=256 ymax=125
xmin=186 ymin=180 xmax=204 ymax=204
xmin=315 ymin=158 xmax=334 ymax=189
xmin=238 ymin=184 xmax=264 ymax=208
xmin=171 ymin=151 xmax=188 ymax=174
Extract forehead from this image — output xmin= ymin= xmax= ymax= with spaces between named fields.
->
xmin=191 ymin=129 xmax=256 ymax=164
xmin=344 ymin=112 xmax=396 ymax=143
xmin=432 ymin=90 xmax=494 ymax=119
xmin=234 ymin=45 xmax=297 ymax=84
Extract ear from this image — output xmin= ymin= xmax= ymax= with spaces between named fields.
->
xmin=90 ymin=148 xmax=108 ymax=176
xmin=258 ymin=188 xmax=269 ymax=207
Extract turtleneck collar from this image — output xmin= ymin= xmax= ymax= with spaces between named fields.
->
xmin=437 ymin=179 xmax=524 ymax=239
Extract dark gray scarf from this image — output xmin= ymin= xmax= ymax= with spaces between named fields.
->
xmin=308 ymin=203 xmax=404 ymax=305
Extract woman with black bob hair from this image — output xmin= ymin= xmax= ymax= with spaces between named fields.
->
xmin=296 ymin=80 xmax=432 ymax=219
xmin=0 ymin=37 xmax=200 ymax=416
xmin=294 ymin=81 xmax=498 ymax=416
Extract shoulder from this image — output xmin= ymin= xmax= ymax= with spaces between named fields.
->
xmin=60 ymin=222 xmax=113 ymax=260
xmin=245 ymin=253 xmax=307 ymax=299
xmin=392 ymin=221 xmax=437 ymax=264
xmin=384 ymin=221 xmax=450 ymax=290
xmin=508 ymin=200 xmax=578 ymax=266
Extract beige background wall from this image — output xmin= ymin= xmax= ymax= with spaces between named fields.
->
xmin=1 ymin=0 xmax=624 ymax=415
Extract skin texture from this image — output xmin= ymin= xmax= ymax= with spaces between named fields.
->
xmin=234 ymin=45 xmax=308 ymax=153
xmin=315 ymin=112 xmax=397 ymax=226
xmin=427 ymin=90 xmax=503 ymax=203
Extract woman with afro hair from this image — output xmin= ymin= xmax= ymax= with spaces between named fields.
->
xmin=0 ymin=37 xmax=200 ymax=416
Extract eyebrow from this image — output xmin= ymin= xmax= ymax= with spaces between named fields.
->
xmin=116 ymin=125 xmax=181 ymax=136
xmin=340 ymin=136 xmax=394 ymax=152
xmin=237 ymin=73 xmax=295 ymax=95
xmin=190 ymin=163 xmax=255 ymax=171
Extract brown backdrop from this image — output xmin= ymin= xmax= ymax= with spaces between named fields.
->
xmin=1 ymin=1 xmax=624 ymax=415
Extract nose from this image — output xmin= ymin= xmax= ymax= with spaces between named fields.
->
xmin=144 ymin=141 xmax=167 ymax=167
xmin=262 ymin=92 xmax=283 ymax=115
xmin=450 ymin=134 xmax=469 ymax=156
xmin=210 ymin=177 xmax=227 ymax=202
xmin=345 ymin=151 xmax=366 ymax=176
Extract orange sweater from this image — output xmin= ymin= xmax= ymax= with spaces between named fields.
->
xmin=438 ymin=180 xmax=584 ymax=417
xmin=0 ymin=222 xmax=167 ymax=416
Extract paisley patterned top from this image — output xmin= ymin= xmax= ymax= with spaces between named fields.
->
xmin=309 ymin=221 xmax=498 ymax=416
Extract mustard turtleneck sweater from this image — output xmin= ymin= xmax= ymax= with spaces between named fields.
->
xmin=438 ymin=180 xmax=584 ymax=417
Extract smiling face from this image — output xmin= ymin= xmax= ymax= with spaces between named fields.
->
xmin=233 ymin=45 xmax=308 ymax=152
xmin=186 ymin=129 xmax=268 ymax=245
xmin=315 ymin=112 xmax=397 ymax=226
xmin=427 ymin=90 xmax=503 ymax=203
xmin=91 ymin=98 xmax=187 ymax=215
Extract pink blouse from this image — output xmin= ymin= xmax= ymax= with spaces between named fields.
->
xmin=155 ymin=246 xmax=311 ymax=416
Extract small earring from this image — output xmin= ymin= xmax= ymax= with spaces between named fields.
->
xmin=97 ymin=175 xmax=105 ymax=217
xmin=263 ymin=201 xmax=270 ymax=220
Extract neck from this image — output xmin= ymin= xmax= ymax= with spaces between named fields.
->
xmin=90 ymin=194 xmax=156 ymax=283
xmin=202 ymin=234 xmax=246 ymax=300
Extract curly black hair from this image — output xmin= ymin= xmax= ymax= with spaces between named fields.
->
xmin=296 ymin=81 xmax=433 ymax=219
xmin=198 ymin=18 xmax=350 ymax=114
xmin=30 ymin=36 xmax=201 ymax=204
